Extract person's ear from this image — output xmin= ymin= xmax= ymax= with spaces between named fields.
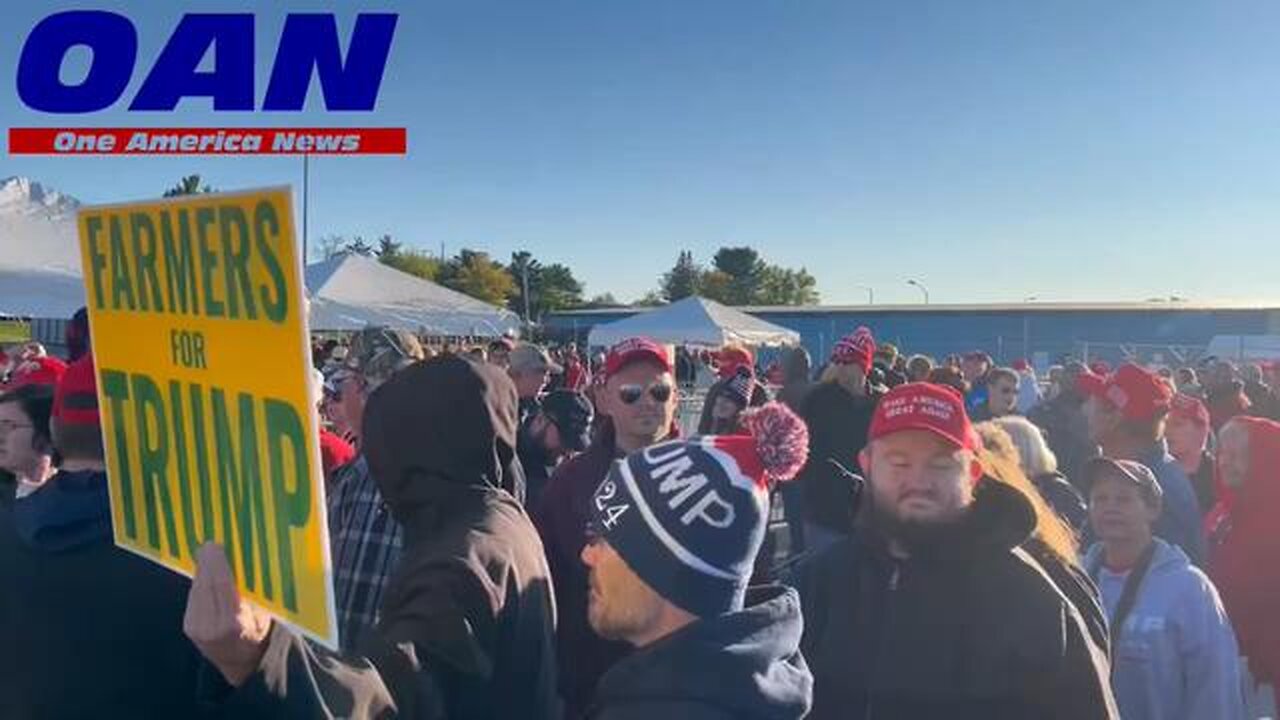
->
xmin=858 ymin=448 xmax=870 ymax=472
xmin=1144 ymin=495 xmax=1163 ymax=524
xmin=969 ymin=457 xmax=984 ymax=482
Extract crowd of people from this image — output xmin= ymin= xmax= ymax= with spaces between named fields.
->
xmin=2 ymin=310 xmax=1278 ymax=719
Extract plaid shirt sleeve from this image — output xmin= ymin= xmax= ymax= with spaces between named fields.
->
xmin=327 ymin=455 xmax=404 ymax=653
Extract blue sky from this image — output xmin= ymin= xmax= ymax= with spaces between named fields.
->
xmin=2 ymin=1 xmax=1277 ymax=305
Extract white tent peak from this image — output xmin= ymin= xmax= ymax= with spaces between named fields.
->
xmin=305 ymin=253 xmax=521 ymax=337
xmin=587 ymin=295 xmax=800 ymax=348
xmin=0 ymin=176 xmax=80 ymax=219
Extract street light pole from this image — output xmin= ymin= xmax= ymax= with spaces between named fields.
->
xmin=854 ymin=285 xmax=874 ymax=305
xmin=521 ymin=266 xmax=532 ymax=324
xmin=302 ymin=154 xmax=309 ymax=262
xmin=907 ymin=279 xmax=929 ymax=304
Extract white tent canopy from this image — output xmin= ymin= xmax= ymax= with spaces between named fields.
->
xmin=0 ymin=252 xmax=522 ymax=338
xmin=587 ymin=296 xmax=800 ymax=348
xmin=305 ymin=254 xmax=521 ymax=337
xmin=0 ymin=268 xmax=86 ymax=318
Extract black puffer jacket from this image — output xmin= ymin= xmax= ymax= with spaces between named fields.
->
xmin=219 ymin=357 xmax=560 ymax=720
xmin=792 ymin=481 xmax=1118 ymax=720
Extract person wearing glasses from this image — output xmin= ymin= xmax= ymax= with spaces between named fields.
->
xmin=533 ymin=337 xmax=679 ymax=720
xmin=0 ymin=383 xmax=56 ymax=505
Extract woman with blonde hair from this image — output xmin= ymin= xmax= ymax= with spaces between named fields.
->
xmin=995 ymin=415 xmax=1088 ymax=532
xmin=974 ymin=421 xmax=1109 ymax=655
xmin=974 ymin=422 xmax=1079 ymax=564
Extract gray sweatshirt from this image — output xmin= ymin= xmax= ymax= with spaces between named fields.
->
xmin=1085 ymin=539 xmax=1246 ymax=720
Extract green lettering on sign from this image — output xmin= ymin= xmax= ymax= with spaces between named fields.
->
xmin=132 ymin=373 xmax=179 ymax=557
xmin=254 ymin=200 xmax=289 ymax=323
xmin=264 ymin=399 xmax=311 ymax=612
xmin=130 ymin=213 xmax=163 ymax=312
xmin=85 ymin=216 xmax=108 ymax=311
xmin=108 ymin=215 xmax=136 ymax=311
xmin=196 ymin=207 xmax=224 ymax=319
xmin=219 ymin=205 xmax=257 ymax=320
xmin=100 ymin=369 xmax=136 ymax=540
xmin=212 ymin=388 xmax=274 ymax=602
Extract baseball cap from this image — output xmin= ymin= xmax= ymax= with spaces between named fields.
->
xmin=604 ymin=337 xmax=673 ymax=379
xmin=539 ymin=390 xmax=594 ymax=451
xmin=1169 ymin=393 xmax=1210 ymax=427
xmin=716 ymin=347 xmax=754 ymax=379
xmin=7 ymin=356 xmax=68 ymax=389
xmin=345 ymin=327 xmax=425 ymax=387
xmin=509 ymin=344 xmax=563 ymax=374
xmin=1079 ymin=363 xmax=1173 ymax=421
xmin=869 ymin=381 xmax=977 ymax=451
xmin=1082 ymin=456 xmax=1162 ymax=504
xmin=52 ymin=354 xmax=99 ymax=427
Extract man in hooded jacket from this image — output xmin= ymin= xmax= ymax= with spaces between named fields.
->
xmin=184 ymin=356 xmax=559 ymax=720
xmin=793 ymin=382 xmax=1117 ymax=719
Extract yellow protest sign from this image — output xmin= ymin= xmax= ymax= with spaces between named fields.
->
xmin=77 ymin=187 xmax=337 ymax=648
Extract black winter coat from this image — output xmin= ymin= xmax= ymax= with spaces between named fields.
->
xmin=1 ymin=470 xmax=202 ymax=720
xmin=586 ymin=586 xmax=812 ymax=720
xmin=792 ymin=481 xmax=1118 ymax=720
xmin=1032 ymin=471 xmax=1088 ymax=533
xmin=1028 ymin=394 xmax=1097 ymax=487
xmin=215 ymin=358 xmax=560 ymax=720
xmin=532 ymin=417 xmax=634 ymax=719
xmin=795 ymin=382 xmax=877 ymax=533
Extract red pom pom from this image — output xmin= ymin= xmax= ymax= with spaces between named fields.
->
xmin=740 ymin=402 xmax=809 ymax=484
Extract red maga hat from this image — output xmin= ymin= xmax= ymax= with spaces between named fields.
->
xmin=869 ymin=382 xmax=977 ymax=451
xmin=604 ymin=337 xmax=673 ymax=379
xmin=1080 ymin=363 xmax=1173 ymax=421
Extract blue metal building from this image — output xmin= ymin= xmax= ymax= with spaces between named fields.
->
xmin=545 ymin=302 xmax=1280 ymax=368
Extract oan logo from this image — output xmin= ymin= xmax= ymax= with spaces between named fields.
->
xmin=18 ymin=11 xmax=397 ymax=113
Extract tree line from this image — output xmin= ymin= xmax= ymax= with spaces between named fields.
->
xmin=654 ymin=248 xmax=819 ymax=306
xmin=160 ymin=176 xmax=819 ymax=317
xmin=319 ymin=237 xmax=821 ymax=317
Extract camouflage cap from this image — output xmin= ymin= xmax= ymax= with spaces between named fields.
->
xmin=345 ymin=327 xmax=425 ymax=387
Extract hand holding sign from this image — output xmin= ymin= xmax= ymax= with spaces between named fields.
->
xmin=184 ymin=543 xmax=273 ymax=687
xmin=80 ymin=188 xmax=337 ymax=648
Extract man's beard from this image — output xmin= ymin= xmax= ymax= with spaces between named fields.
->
xmin=863 ymin=490 xmax=968 ymax=553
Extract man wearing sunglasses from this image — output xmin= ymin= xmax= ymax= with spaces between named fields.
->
xmin=533 ymin=337 xmax=679 ymax=720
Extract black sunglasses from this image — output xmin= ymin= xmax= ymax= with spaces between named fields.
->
xmin=618 ymin=382 xmax=674 ymax=405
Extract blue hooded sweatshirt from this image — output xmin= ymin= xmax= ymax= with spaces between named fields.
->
xmin=1085 ymin=539 xmax=1246 ymax=720
xmin=587 ymin=584 xmax=813 ymax=720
